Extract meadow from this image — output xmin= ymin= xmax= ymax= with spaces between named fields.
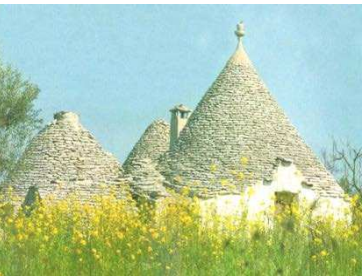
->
xmin=0 ymin=189 xmax=361 ymax=276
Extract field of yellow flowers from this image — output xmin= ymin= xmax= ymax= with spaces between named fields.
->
xmin=0 ymin=190 xmax=361 ymax=276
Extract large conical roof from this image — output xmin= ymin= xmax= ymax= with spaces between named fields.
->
xmin=123 ymin=119 xmax=169 ymax=173
xmin=7 ymin=111 xmax=131 ymax=203
xmin=163 ymin=22 xmax=343 ymax=199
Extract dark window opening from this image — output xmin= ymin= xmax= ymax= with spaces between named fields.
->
xmin=275 ymin=191 xmax=298 ymax=215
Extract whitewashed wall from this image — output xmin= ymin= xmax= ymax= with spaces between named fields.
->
xmin=199 ymin=161 xmax=350 ymax=222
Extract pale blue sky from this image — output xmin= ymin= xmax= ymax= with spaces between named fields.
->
xmin=0 ymin=5 xmax=361 ymax=161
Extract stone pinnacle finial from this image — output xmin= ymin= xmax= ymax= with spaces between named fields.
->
xmin=234 ymin=21 xmax=245 ymax=40
xmin=53 ymin=111 xmax=80 ymax=129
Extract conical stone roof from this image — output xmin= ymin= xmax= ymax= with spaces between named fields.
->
xmin=162 ymin=22 xmax=344 ymax=199
xmin=7 ymin=111 xmax=131 ymax=203
xmin=127 ymin=158 xmax=169 ymax=201
xmin=123 ymin=119 xmax=170 ymax=173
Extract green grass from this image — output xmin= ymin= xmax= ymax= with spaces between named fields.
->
xmin=0 ymin=194 xmax=361 ymax=275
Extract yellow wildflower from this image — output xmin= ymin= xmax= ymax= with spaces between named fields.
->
xmin=15 ymin=219 xmax=23 ymax=229
xmin=117 ymin=232 xmax=125 ymax=240
xmin=174 ymin=175 xmax=183 ymax=183
xmin=210 ymin=164 xmax=217 ymax=173
xmin=240 ymin=157 xmax=248 ymax=166
xmin=181 ymin=186 xmax=191 ymax=196
xmin=320 ymin=250 xmax=328 ymax=257
xmin=17 ymin=233 xmax=24 ymax=241
xmin=314 ymin=238 xmax=322 ymax=245
xmin=151 ymin=232 xmax=159 ymax=240
xmin=247 ymin=187 xmax=255 ymax=197
xmin=51 ymin=228 xmax=58 ymax=235
xmin=237 ymin=172 xmax=244 ymax=181
xmin=220 ymin=179 xmax=229 ymax=186
xmin=91 ymin=230 xmax=99 ymax=238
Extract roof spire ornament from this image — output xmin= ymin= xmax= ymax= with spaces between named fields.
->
xmin=230 ymin=21 xmax=249 ymax=64
xmin=235 ymin=21 xmax=245 ymax=46
xmin=235 ymin=21 xmax=245 ymax=37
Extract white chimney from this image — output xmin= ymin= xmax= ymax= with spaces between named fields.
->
xmin=169 ymin=104 xmax=191 ymax=149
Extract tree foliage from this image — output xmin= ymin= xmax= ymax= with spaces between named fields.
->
xmin=322 ymin=139 xmax=362 ymax=197
xmin=0 ymin=60 xmax=42 ymax=181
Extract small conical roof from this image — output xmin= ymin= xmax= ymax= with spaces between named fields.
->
xmin=8 ymin=111 xmax=131 ymax=203
xmin=127 ymin=158 xmax=169 ymax=201
xmin=123 ymin=119 xmax=169 ymax=173
xmin=163 ymin=22 xmax=344 ymax=199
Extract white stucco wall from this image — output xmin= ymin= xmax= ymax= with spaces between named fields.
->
xmin=199 ymin=159 xmax=350 ymax=222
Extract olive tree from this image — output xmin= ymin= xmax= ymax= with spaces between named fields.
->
xmin=0 ymin=59 xmax=42 ymax=182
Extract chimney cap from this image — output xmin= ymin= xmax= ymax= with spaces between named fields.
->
xmin=170 ymin=104 xmax=191 ymax=113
